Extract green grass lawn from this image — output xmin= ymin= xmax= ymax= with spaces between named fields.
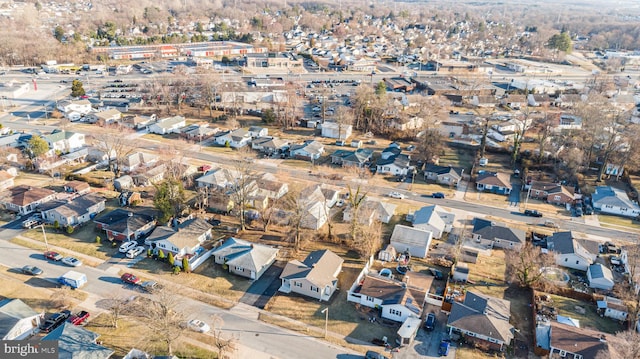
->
xmin=597 ymin=214 xmax=640 ymax=230
xmin=19 ymin=223 xmax=117 ymax=261
xmin=548 ymin=293 xmax=625 ymax=334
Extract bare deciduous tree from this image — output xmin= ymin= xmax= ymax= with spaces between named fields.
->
xmin=506 ymin=241 xmax=555 ymax=288
xmin=227 ymin=150 xmax=259 ymax=231
xmin=141 ymin=290 xmax=186 ymax=356
xmin=91 ymin=124 xmax=136 ymax=176
xmin=210 ymin=314 xmax=237 ymax=359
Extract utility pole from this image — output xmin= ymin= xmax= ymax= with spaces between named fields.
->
xmin=321 ymin=308 xmax=328 ymax=338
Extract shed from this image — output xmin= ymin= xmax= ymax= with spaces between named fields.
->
xmin=396 ymin=316 xmax=421 ymax=346
xmin=378 ymin=244 xmax=397 ymax=262
xmin=114 ymin=175 xmax=134 ymax=191
xmin=587 ymin=263 xmax=614 ymax=290
xmin=452 ymin=263 xmax=470 ymax=282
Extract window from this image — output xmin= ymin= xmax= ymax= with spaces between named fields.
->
xmin=311 ymin=286 xmax=319 ymax=292
xmin=564 ymin=258 xmax=568 ymax=262
xmin=294 ymin=282 xmax=302 ymax=288
xmin=389 ymin=309 xmax=401 ymax=316
xmin=366 ymin=296 xmax=374 ymax=302
xmin=467 ymin=332 xmax=475 ymax=337
xmin=559 ymin=350 xmax=567 ymax=358
xmin=235 ymin=266 xmax=243 ymax=271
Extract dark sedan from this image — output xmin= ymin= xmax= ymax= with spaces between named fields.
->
xmin=40 ymin=310 xmax=71 ymax=333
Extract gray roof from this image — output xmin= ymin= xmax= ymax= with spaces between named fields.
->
xmin=447 ymin=291 xmax=513 ymax=343
xmin=472 ymin=218 xmax=525 ymax=243
xmin=592 ymin=186 xmax=640 ymax=210
xmin=424 ymin=164 xmax=464 ymax=178
xmin=546 ymin=231 xmax=596 ymax=260
xmin=154 ymin=115 xmax=185 ymax=129
xmin=212 ymin=237 xmax=278 ymax=272
xmin=0 ymin=299 xmax=39 ymax=338
xmin=93 ymin=209 xmax=155 ymax=235
xmin=412 ymin=205 xmax=448 ymax=229
xmin=42 ymin=322 xmax=114 ymax=359
xmin=45 ymin=193 xmax=105 ymax=218
xmin=280 ymin=249 xmax=343 ymax=288
xmin=588 ymin=263 xmax=613 ymax=280
xmin=390 ymin=224 xmax=432 ymax=247
xmin=146 ymin=217 xmax=211 ymax=250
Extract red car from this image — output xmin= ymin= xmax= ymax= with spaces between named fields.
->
xmin=68 ymin=311 xmax=90 ymax=325
xmin=44 ymin=251 xmax=63 ymax=261
xmin=121 ymin=273 xmax=141 ymax=285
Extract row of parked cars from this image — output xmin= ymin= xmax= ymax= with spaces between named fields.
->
xmin=40 ymin=309 xmax=90 ymax=333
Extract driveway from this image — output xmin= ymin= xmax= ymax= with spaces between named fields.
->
xmin=394 ymin=306 xmax=456 ymax=359
xmin=508 ymin=176 xmax=522 ymax=207
xmin=239 ymin=260 xmax=285 ymax=309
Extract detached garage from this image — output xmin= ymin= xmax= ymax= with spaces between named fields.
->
xmin=389 ymin=224 xmax=433 ymax=259
xmin=587 ymin=263 xmax=614 ymax=291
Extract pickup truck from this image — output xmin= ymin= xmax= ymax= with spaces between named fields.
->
xmin=68 ymin=311 xmax=90 ymax=325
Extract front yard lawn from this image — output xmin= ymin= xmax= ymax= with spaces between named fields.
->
xmin=20 ymin=223 xmax=118 ymax=261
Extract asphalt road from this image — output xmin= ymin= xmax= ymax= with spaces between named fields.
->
xmin=0 ymin=236 xmax=358 ymax=359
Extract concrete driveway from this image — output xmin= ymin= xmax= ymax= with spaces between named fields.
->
xmin=394 ymin=307 xmax=456 ymax=359
xmin=239 ymin=260 xmax=285 ymax=309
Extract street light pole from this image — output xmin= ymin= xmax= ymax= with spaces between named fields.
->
xmin=321 ymin=307 xmax=328 ymax=338
xmin=39 ymin=224 xmax=49 ymax=251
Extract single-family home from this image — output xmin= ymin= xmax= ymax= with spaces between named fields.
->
xmin=279 ymin=249 xmax=344 ymax=301
xmin=376 ymin=154 xmax=411 ymax=176
xmin=476 ymin=171 xmax=512 ymax=195
xmin=248 ymin=126 xmax=268 ymax=138
xmin=319 ymin=185 xmax=341 ymax=208
xmin=556 ymin=113 xmax=583 ymax=131
xmin=389 ymin=224 xmax=433 ymax=258
xmin=501 ymin=95 xmax=527 ymax=110
xmin=0 ymin=298 xmax=42 ymax=340
xmin=411 ymin=205 xmax=455 ymax=239
xmin=0 ymin=185 xmax=56 ymax=215
xmin=43 ymin=130 xmax=86 ymax=154
xmin=132 ymin=163 xmax=166 ymax=186
xmin=183 ymin=124 xmax=219 ymax=140
xmin=347 ymin=271 xmax=430 ymax=322
xmin=596 ymin=296 xmax=628 ymax=321
xmin=63 ymin=180 xmax=91 ymax=195
xmin=42 ymin=322 xmax=114 ymax=359
xmin=546 ymin=231 xmax=597 ymax=271
xmin=212 ymin=237 xmax=279 ymax=280
xmin=120 ymin=152 xmax=158 ymax=173
xmin=255 ymin=176 xmax=289 ymax=200
xmin=91 ymin=108 xmax=122 ymax=124
xmin=471 ymin=218 xmax=525 ymax=251
xmin=298 ymin=185 xmax=329 ymax=230
xmin=114 ymin=175 xmax=134 ymax=191
xmin=527 ymin=94 xmax=553 ymax=107
xmin=0 ymin=170 xmax=15 ymax=191
xmin=57 ymin=99 xmax=93 ymax=119
xmin=118 ymin=191 xmax=141 ymax=207
xmin=251 ymin=137 xmax=289 ymax=154
xmin=447 ymin=291 xmax=514 ymax=351
xmin=526 ymin=181 xmax=575 ymax=205
xmin=196 ymin=168 xmax=240 ymax=190
xmin=289 ymin=140 xmax=325 ymax=162
xmin=423 ymin=164 xmax=464 ymax=187
xmin=148 ymin=115 xmax=186 ymax=134
xmin=120 ymin=114 xmax=157 ymax=130
xmin=39 ymin=193 xmax=106 ymax=227
xmin=146 ymin=218 xmax=212 ymax=268
xmin=587 ymin=263 xmax=614 ymax=291
xmin=330 ymin=148 xmax=373 ymax=168
xmin=93 ymin=209 xmax=156 ymax=241
xmin=546 ymin=322 xmax=611 ymax=359
xmin=343 ymin=198 xmax=397 ymax=224
xmin=214 ymin=128 xmax=252 ymax=148
xmin=591 ymin=186 xmax=640 ymax=218
xmin=321 ymin=121 xmax=352 ymax=140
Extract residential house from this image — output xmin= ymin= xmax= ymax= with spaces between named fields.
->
xmin=146 ymin=218 xmax=212 ymax=269
xmin=389 ymin=224 xmax=433 ymax=258
xmin=94 ymin=209 xmax=156 ymax=241
xmin=289 ymin=140 xmax=325 ymax=162
xmin=384 ymin=77 xmax=415 ymax=92
xmin=591 ymin=186 xmax=640 ymax=218
xmin=411 ymin=205 xmax=455 ymax=239
xmin=120 ymin=114 xmax=157 ymax=130
xmin=447 ymin=291 xmax=514 ymax=351
xmin=251 ymin=137 xmax=289 ymax=154
xmin=0 ymin=170 xmax=15 ymax=191
xmin=114 ymin=175 xmax=134 ymax=191
xmin=0 ymin=298 xmax=42 ymax=340
xmin=0 ymin=185 xmax=56 ymax=215
xmin=320 ymin=185 xmax=341 ymax=208
xmin=596 ymin=296 xmax=628 ymax=321
xmin=546 ymin=231 xmax=597 ymax=271
xmin=526 ymin=181 xmax=575 ymax=205
xmin=347 ymin=271 xmax=430 ymax=323
xmin=556 ymin=114 xmax=583 ymax=131
xmin=343 ymin=198 xmax=397 ymax=224
xmin=471 ymin=218 xmax=525 ymax=251
xmin=214 ymin=128 xmax=252 ymax=148
xmin=476 ymin=171 xmax=512 ymax=195
xmin=43 ymin=130 xmax=85 ymax=154
xmin=439 ymin=121 xmax=468 ymax=138
xmin=183 ymin=124 xmax=219 ymax=141
xmin=321 ymin=121 xmax=353 ymax=140
xmin=423 ymin=164 xmax=464 ymax=187
xmin=132 ymin=163 xmax=166 ymax=186
xmin=148 ymin=115 xmax=186 ymax=134
xmin=501 ymin=95 xmax=527 ymax=110
xmin=196 ymin=168 xmax=240 ymax=190
xmin=471 ymin=95 xmax=499 ymax=108
xmin=248 ymin=126 xmax=268 ymax=138
xmin=279 ymin=249 xmax=344 ymax=301
xmin=40 ymin=193 xmax=106 ymax=227
xmin=118 ymin=191 xmax=141 ymax=207
xmin=255 ymin=175 xmax=289 ymax=200
xmin=587 ymin=263 xmax=614 ymax=291
xmin=376 ymin=154 xmax=411 ymax=176
xmin=546 ymin=322 xmax=611 ymax=359
xmin=63 ymin=180 xmax=91 ymax=195
xmin=120 ymin=152 xmax=158 ymax=173
xmin=527 ymin=94 xmax=553 ymax=107
xmin=330 ymin=148 xmax=373 ymax=168
xmin=390 ymin=116 xmax=424 ymax=131
xmin=91 ymin=108 xmax=122 ymax=124
xmin=211 ymin=237 xmax=279 ymax=280
xmin=42 ymin=322 xmax=114 ymax=359
xmin=299 ymin=185 xmax=328 ymax=230
xmin=57 ymin=99 xmax=93 ymax=119
xmin=554 ymin=94 xmax=586 ymax=109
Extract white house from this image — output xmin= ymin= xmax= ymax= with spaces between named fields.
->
xmin=57 ymin=99 xmax=92 ymax=118
xmin=0 ymin=298 xmax=42 ymax=340
xmin=587 ymin=263 xmax=614 ymax=290
xmin=148 ymin=116 xmax=186 ymax=134
xmin=591 ymin=186 xmax=640 ymax=218
xmin=43 ymin=131 xmax=85 ymax=154
xmin=343 ymin=198 xmax=396 ymax=224
xmin=411 ymin=205 xmax=455 ymax=239
xmin=214 ymin=128 xmax=252 ymax=148
xmin=321 ymin=121 xmax=352 ymax=140
xmin=389 ymin=224 xmax=433 ymax=259
xmin=279 ymin=249 xmax=343 ymax=302
xmin=546 ymin=231 xmax=597 ymax=271
xmin=289 ymin=140 xmax=325 ymax=162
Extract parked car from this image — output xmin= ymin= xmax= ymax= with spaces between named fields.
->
xmin=126 ymin=246 xmax=146 ymax=259
xmin=187 ymin=319 xmax=210 ymax=333
xmin=68 ymin=311 xmax=90 ymax=325
xmin=21 ymin=265 xmax=43 ymax=276
xmin=438 ymin=340 xmax=451 ymax=356
xmin=432 ymin=192 xmax=445 ymax=198
xmin=121 ymin=273 xmax=141 ymax=285
xmin=424 ymin=313 xmax=436 ymax=331
xmin=44 ymin=251 xmax=63 ymax=261
xmin=140 ymin=280 xmax=162 ymax=293
xmin=62 ymin=257 xmax=82 ymax=267
xmin=524 ymin=209 xmax=543 ymax=217
xmin=429 ymin=268 xmax=444 ymax=280
xmin=610 ymin=256 xmax=622 ymax=265
xmin=388 ymin=191 xmax=406 ymax=199
xmin=584 ymin=205 xmax=594 ymax=215
xmin=119 ymin=241 xmax=138 ymax=253
xmin=543 ymin=220 xmax=559 ymax=229
xmin=575 ymin=207 xmax=583 ymax=217
xmin=40 ymin=310 xmax=72 ymax=333
xmin=365 ymin=351 xmax=389 ymax=359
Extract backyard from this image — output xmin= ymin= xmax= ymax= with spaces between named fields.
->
xmin=545 ymin=293 xmax=625 ymax=334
